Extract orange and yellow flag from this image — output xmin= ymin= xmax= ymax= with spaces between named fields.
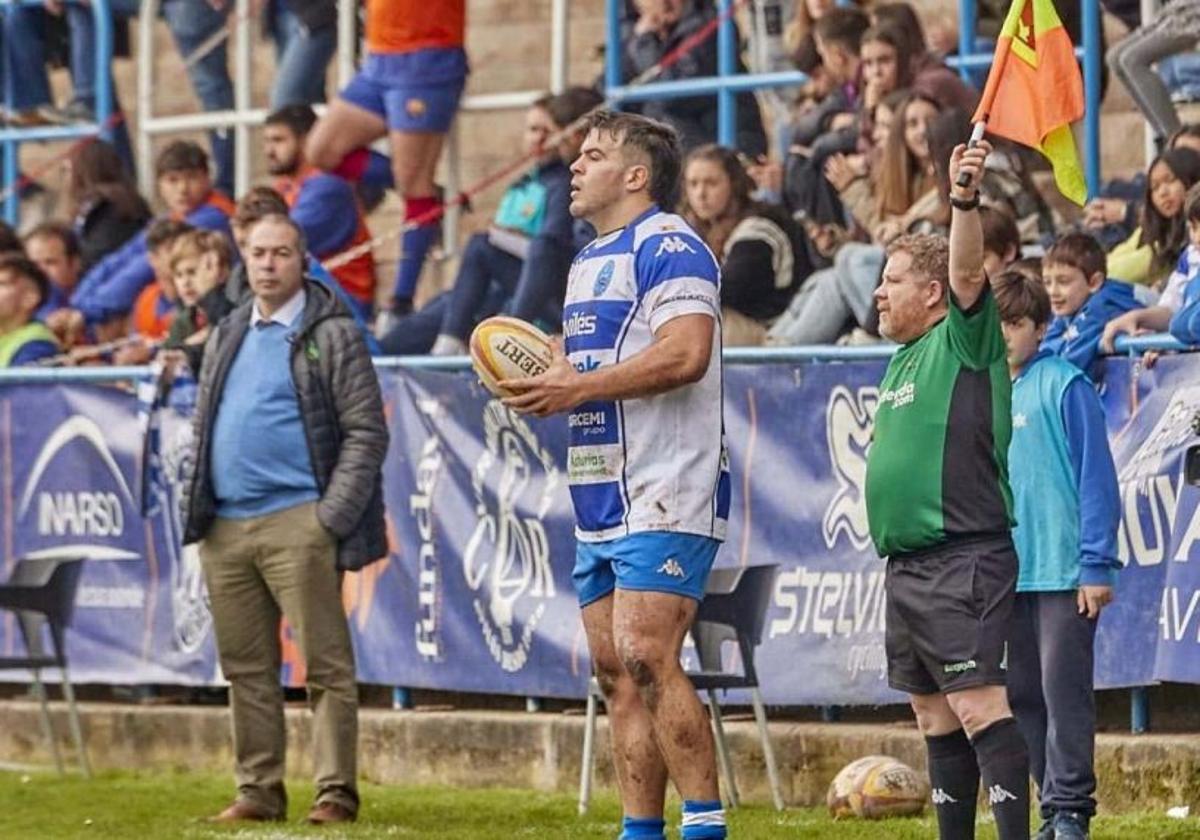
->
xmin=972 ymin=0 xmax=1087 ymax=205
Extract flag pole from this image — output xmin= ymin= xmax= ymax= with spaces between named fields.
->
xmin=957 ymin=0 xmax=1023 ymax=187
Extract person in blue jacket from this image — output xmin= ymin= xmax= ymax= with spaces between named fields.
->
xmin=994 ymin=270 xmax=1121 ymax=840
xmin=65 ymin=141 xmax=235 ymax=333
xmin=1040 ymin=231 xmax=1140 ymax=378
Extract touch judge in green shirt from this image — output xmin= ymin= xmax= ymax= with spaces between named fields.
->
xmin=863 ymin=139 xmax=1030 ymax=840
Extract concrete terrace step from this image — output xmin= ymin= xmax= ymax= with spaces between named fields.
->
xmin=0 ymin=702 xmax=1197 ymax=812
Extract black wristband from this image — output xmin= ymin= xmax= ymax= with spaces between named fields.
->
xmin=949 ymin=192 xmax=980 ymax=211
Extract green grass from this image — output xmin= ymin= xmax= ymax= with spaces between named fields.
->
xmin=0 ymin=770 xmax=1195 ymax=839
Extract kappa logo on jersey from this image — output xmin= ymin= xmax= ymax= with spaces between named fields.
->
xmin=654 ymin=235 xmax=697 ymax=257
xmin=564 ymin=311 xmax=597 ymax=338
xmin=823 ymin=385 xmax=878 ymax=551
xmin=931 ymin=789 xmax=958 ymax=805
xmin=657 ymin=558 xmax=685 ymax=578
xmin=593 ymin=260 xmax=615 ymax=296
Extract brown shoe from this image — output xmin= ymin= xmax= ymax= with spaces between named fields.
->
xmin=205 ymin=800 xmax=282 ymax=823
xmin=306 ymin=800 xmax=357 ymax=825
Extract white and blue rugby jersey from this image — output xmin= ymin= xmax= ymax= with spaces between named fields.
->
xmin=564 ymin=206 xmax=731 ymax=543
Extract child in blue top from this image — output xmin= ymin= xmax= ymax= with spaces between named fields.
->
xmin=994 ymin=270 xmax=1121 ymax=840
xmin=1040 ymin=232 xmax=1139 ymax=378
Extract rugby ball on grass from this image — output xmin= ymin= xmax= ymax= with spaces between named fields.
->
xmin=826 ymin=755 xmax=927 ymax=820
xmin=469 ymin=315 xmax=554 ymax=398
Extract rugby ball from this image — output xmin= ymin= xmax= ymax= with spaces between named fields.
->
xmin=827 ymin=755 xmax=928 ymax=820
xmin=469 ymin=315 xmax=554 ymax=397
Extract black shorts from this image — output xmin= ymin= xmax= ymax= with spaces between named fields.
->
xmin=885 ymin=534 xmax=1018 ymax=695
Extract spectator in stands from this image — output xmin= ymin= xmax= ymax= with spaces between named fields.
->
xmin=266 ymin=0 xmax=338 ymax=108
xmin=162 ymin=0 xmax=237 ymax=196
xmin=262 ymin=105 xmax=376 ymax=320
xmin=679 ymin=144 xmax=811 ymax=345
xmin=1102 ymin=181 xmax=1200 ymax=351
xmin=0 ymin=255 xmax=58 ymax=367
xmin=110 ymin=219 xmax=193 ymax=366
xmin=1108 ymin=3 xmax=1200 ymax=149
xmin=995 ymin=269 xmax=1119 ymax=840
xmin=181 ymin=213 xmax=386 ymax=827
xmin=23 ymin=223 xmax=82 ymax=349
xmin=64 ymin=141 xmax=152 ymax=273
xmin=65 ymin=141 xmax=234 ymax=335
xmin=306 ymin=0 xmax=468 ymax=316
xmin=1041 ymin=232 xmax=1140 ymax=377
xmin=228 ymin=187 xmax=381 ymax=355
xmin=1084 ymin=123 xmax=1200 ymax=251
xmin=0 ymin=223 xmax=20 ymax=256
xmin=1 ymin=0 xmax=137 ymax=168
xmin=870 ymin=3 xmax=976 ymax=111
xmin=782 ymin=0 xmax=838 ymax=55
xmin=163 ymin=229 xmax=234 ymax=373
xmin=380 ymin=93 xmax=579 ymax=355
xmin=1107 ymin=148 xmax=1200 ymax=291
xmin=620 ymin=0 xmax=768 ymax=156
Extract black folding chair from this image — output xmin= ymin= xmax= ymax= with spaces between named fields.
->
xmin=0 ymin=554 xmax=90 ymax=777
xmin=578 ymin=564 xmax=783 ymax=813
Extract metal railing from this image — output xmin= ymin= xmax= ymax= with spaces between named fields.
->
xmin=603 ymin=0 xmax=1105 ymax=197
xmin=1 ymin=0 xmax=114 ymax=225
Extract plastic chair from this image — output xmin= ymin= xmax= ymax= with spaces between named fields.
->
xmin=578 ymin=564 xmax=783 ymax=814
xmin=0 ymin=554 xmax=90 ymax=777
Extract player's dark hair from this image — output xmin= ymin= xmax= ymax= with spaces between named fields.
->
xmin=0 ymin=220 xmax=22 ymax=255
xmin=993 ymin=269 xmax=1052 ymax=327
xmin=871 ymin=2 xmax=927 ymax=60
xmin=0 ymin=254 xmax=50 ymax=308
xmin=24 ymin=221 xmax=81 ymax=259
xmin=265 ymin=104 xmax=319 ymax=137
xmin=233 ymin=186 xmax=290 ymax=229
xmin=541 ymin=86 xmax=604 ymax=130
xmin=979 ymin=206 xmax=1020 ymax=266
xmin=580 ymin=110 xmax=682 ymax=208
xmin=1043 ymin=231 xmax=1106 ymax=283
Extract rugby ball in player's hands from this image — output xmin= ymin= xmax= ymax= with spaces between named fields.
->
xmin=827 ymin=755 xmax=927 ymax=820
xmin=469 ymin=315 xmax=555 ymax=397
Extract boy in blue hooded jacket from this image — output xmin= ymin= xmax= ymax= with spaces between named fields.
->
xmin=995 ymin=269 xmax=1121 ymax=840
xmin=1040 ymin=232 xmax=1139 ymax=378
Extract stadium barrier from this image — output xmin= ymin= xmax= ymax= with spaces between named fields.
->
xmin=0 ymin=340 xmax=1196 ymax=728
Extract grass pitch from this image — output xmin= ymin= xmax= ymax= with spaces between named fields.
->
xmin=0 ymin=770 xmax=1195 ymax=838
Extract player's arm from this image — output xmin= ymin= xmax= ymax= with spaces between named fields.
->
xmin=946 ymin=140 xmax=993 ymax=311
xmin=501 ymin=313 xmax=714 ymax=417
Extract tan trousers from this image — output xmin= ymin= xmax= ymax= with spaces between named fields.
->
xmin=200 ymin=501 xmax=358 ymax=816
xmin=722 ymin=307 xmax=768 ymax=347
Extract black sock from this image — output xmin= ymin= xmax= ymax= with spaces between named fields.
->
xmin=925 ymin=729 xmax=980 ymax=840
xmin=971 ymin=717 xmax=1031 ymax=840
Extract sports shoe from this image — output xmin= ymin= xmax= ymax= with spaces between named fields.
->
xmin=1034 ymin=816 xmax=1055 ymax=840
xmin=1052 ymin=810 xmax=1090 ymax=839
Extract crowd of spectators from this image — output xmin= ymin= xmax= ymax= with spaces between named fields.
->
xmin=3 ymin=0 xmax=1200 ymax=374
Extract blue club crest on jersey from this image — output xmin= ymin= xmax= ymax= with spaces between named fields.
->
xmin=593 ymin=260 xmax=615 ymax=296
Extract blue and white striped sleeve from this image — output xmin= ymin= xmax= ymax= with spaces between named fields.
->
xmin=634 ymin=230 xmax=720 ymax=333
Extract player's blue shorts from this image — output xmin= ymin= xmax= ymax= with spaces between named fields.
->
xmin=573 ymin=531 xmax=721 ymax=608
xmin=339 ymin=48 xmax=468 ymax=133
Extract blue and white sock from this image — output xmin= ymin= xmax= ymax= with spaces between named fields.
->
xmin=619 ymin=815 xmax=665 ymax=839
xmin=681 ymin=800 xmax=726 ymax=839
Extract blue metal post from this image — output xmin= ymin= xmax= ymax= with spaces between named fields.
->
xmin=1130 ymin=686 xmax=1150 ymax=733
xmin=957 ymin=0 xmax=977 ymax=84
xmin=393 ymin=687 xmax=412 ymax=710
xmin=93 ymin=0 xmax=114 ymax=143
xmin=605 ymin=0 xmax=623 ymax=105
xmin=716 ymin=0 xmax=737 ymax=147
xmin=1081 ymin=0 xmax=1102 ymax=198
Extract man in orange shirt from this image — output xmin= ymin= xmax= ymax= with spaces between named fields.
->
xmin=306 ymin=0 xmax=467 ymax=315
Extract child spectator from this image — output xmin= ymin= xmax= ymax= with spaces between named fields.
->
xmin=110 ymin=220 xmax=193 ymax=367
xmin=64 ymin=140 xmax=152 ymax=272
xmin=0 ymin=255 xmax=59 ymax=367
xmin=67 ymin=141 xmax=234 ymax=331
xmin=981 ymin=205 xmax=1021 ymax=277
xmin=164 ymin=229 xmax=235 ymax=373
xmin=1107 ymin=147 xmax=1200 ymax=289
xmin=1041 ymin=232 xmax=1140 ymax=376
xmin=1102 ymin=181 xmax=1200 ymax=350
xmin=994 ymin=269 xmax=1119 ymax=840
xmin=679 ymin=144 xmax=812 ymax=345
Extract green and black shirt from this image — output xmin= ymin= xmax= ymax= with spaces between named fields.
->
xmin=865 ymin=285 xmax=1015 ymax=558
